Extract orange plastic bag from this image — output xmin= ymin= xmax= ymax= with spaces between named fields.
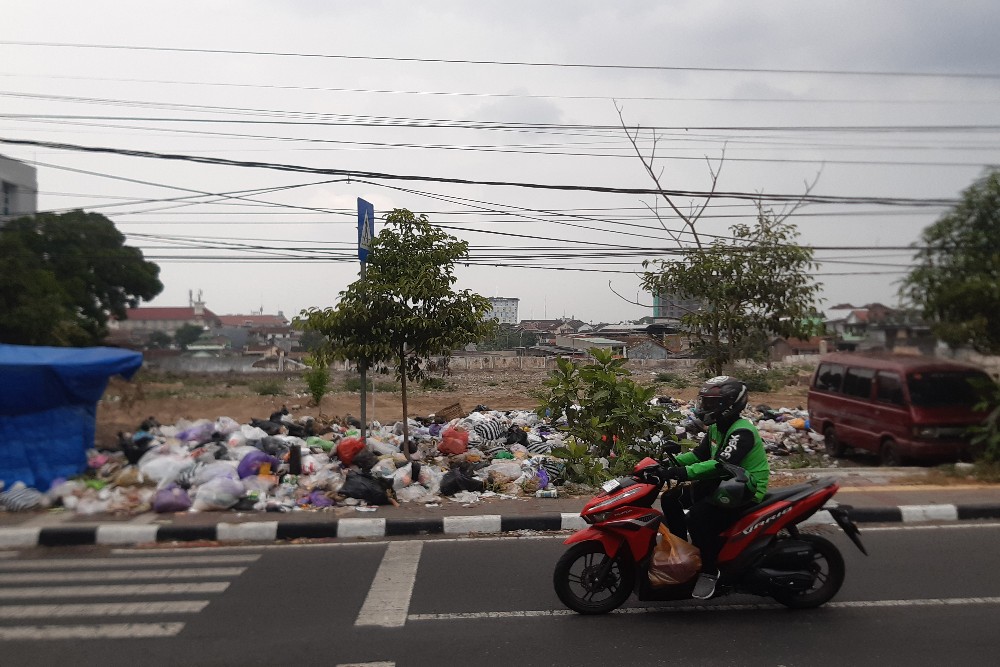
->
xmin=336 ymin=436 xmax=367 ymax=466
xmin=648 ymin=525 xmax=702 ymax=588
xmin=438 ymin=426 xmax=470 ymax=456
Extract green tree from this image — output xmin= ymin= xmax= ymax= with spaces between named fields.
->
xmin=296 ymin=208 xmax=496 ymax=457
xmin=901 ymin=170 xmax=1000 ymax=353
xmin=146 ymin=331 xmax=173 ymax=349
xmin=0 ymin=210 xmax=162 ymax=345
xmin=173 ymin=324 xmax=205 ymax=350
xmin=641 ymin=207 xmax=821 ymax=376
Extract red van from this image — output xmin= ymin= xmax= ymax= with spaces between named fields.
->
xmin=808 ymin=352 xmax=993 ymax=465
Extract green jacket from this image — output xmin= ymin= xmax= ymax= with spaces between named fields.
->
xmin=676 ymin=418 xmax=769 ymax=502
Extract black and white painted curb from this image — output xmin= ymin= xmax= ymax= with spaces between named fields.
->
xmin=2 ymin=504 xmax=999 ymax=548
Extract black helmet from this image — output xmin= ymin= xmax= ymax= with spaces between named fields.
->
xmin=695 ymin=376 xmax=748 ymax=425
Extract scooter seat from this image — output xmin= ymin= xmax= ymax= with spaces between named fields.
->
xmin=740 ymin=477 xmax=835 ymax=516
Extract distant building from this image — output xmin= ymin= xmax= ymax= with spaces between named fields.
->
xmin=109 ymin=291 xmax=220 ymax=341
xmin=487 ymin=297 xmax=519 ymax=325
xmin=653 ymin=291 xmax=702 ymax=320
xmin=0 ymin=154 xmax=38 ymax=223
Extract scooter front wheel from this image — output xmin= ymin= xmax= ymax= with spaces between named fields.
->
xmin=553 ymin=541 xmax=635 ymax=614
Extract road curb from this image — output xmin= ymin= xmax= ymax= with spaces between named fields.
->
xmin=2 ymin=504 xmax=1000 ymax=548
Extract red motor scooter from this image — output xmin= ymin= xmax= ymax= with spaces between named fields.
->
xmin=553 ymin=446 xmax=867 ymax=614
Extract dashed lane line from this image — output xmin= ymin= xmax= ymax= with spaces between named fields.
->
xmin=407 ymin=596 xmax=1000 ymax=621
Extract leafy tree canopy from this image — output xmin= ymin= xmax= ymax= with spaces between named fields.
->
xmin=641 ymin=206 xmax=821 ymax=375
xmin=901 ymin=170 xmax=1000 ymax=353
xmin=0 ymin=210 xmax=162 ymax=346
xmin=296 ymin=209 xmax=496 ymax=453
xmin=173 ymin=323 xmax=206 ymax=350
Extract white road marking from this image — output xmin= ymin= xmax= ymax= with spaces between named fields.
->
xmin=860 ymin=522 xmax=1000 ymax=532
xmin=443 ymin=515 xmax=501 ymax=534
xmin=338 ymin=518 xmax=386 ymax=538
xmin=0 ymin=554 xmax=260 ymax=569
xmin=0 ymin=601 xmax=209 ymax=619
xmin=0 ymin=567 xmax=246 ymax=584
xmin=96 ymin=524 xmax=159 ymax=545
xmin=407 ymin=596 xmax=1000 ymax=621
xmin=0 ymin=527 xmax=40 ymax=549
xmin=216 ymin=521 xmax=278 ymax=542
xmin=561 ymin=513 xmax=587 ymax=530
xmin=355 ymin=541 xmax=423 ymax=627
xmin=0 ymin=582 xmax=230 ymax=599
xmin=336 ymin=663 xmax=395 ymax=667
xmin=899 ymin=504 xmax=959 ymax=522
xmin=0 ymin=622 xmax=184 ymax=640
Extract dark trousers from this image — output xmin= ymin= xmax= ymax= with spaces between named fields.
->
xmin=660 ymin=481 xmax=744 ymax=573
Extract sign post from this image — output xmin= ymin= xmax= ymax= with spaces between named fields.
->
xmin=357 ymin=198 xmax=374 ymax=441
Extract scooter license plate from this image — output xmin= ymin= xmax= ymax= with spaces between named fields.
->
xmin=601 ymin=479 xmax=621 ymax=493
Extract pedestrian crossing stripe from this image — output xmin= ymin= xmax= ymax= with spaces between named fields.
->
xmin=0 ymin=623 xmax=185 ymax=640
xmin=0 ymin=581 xmax=231 ymax=599
xmin=0 ymin=567 xmax=246 ymax=584
xmin=0 ymin=601 xmax=209 ymax=619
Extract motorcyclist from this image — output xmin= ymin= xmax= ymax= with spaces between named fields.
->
xmin=660 ymin=376 xmax=770 ymax=599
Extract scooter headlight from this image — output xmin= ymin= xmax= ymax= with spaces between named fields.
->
xmin=584 ymin=511 xmax=613 ymax=525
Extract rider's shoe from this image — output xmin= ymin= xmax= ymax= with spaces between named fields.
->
xmin=691 ymin=570 xmax=719 ymax=599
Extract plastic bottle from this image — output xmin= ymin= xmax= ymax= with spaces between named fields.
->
xmin=535 ymin=489 xmax=558 ymax=498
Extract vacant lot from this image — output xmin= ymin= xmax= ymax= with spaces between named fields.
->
xmin=96 ymin=366 xmax=812 ymax=446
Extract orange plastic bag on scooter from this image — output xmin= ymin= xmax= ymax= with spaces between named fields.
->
xmin=648 ymin=525 xmax=702 ymax=588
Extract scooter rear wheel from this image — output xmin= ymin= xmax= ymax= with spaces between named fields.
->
xmin=772 ymin=534 xmax=845 ymax=609
xmin=554 ymin=541 xmax=635 ymax=615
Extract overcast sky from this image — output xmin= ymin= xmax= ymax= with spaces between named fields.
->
xmin=3 ymin=1 xmax=999 ymax=323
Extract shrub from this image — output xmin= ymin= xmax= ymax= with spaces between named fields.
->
xmin=420 ymin=377 xmax=448 ymax=390
xmin=252 ymin=379 xmax=284 ymax=396
xmin=343 ymin=377 xmax=373 ymax=392
xmin=303 ymin=364 xmax=329 ymax=407
xmin=654 ymin=371 xmax=691 ymax=389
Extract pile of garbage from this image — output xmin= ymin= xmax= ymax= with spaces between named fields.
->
xmin=0 ymin=400 xmax=831 ymax=516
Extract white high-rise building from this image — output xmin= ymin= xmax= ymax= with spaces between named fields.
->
xmin=487 ymin=297 xmax=519 ymax=325
xmin=0 ymin=154 xmax=38 ymax=224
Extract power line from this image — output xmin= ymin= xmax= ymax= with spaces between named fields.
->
xmin=0 ymin=137 xmax=962 ymax=206
xmin=4 ymin=71 xmax=998 ymax=105
xmin=3 ymin=40 xmax=998 ymax=80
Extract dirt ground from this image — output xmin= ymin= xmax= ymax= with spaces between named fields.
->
xmin=95 ymin=367 xmax=811 ymax=447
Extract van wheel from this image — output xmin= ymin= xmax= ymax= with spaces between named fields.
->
xmin=880 ymin=440 xmax=904 ymax=467
xmin=823 ymin=426 xmax=846 ymax=458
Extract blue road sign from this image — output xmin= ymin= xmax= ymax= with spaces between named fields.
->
xmin=357 ymin=198 xmax=374 ymax=263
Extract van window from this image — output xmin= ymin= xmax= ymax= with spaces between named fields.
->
xmin=875 ymin=372 xmax=905 ymax=405
xmin=815 ymin=363 xmax=844 ymax=392
xmin=842 ymin=367 xmax=875 ymax=399
xmin=907 ymin=371 xmax=993 ymax=407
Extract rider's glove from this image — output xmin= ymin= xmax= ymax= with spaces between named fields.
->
xmin=662 ymin=466 xmax=688 ymax=482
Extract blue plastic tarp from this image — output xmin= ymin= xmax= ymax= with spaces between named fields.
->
xmin=0 ymin=344 xmax=143 ymax=491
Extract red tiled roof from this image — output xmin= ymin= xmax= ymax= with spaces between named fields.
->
xmin=218 ymin=314 xmax=289 ymax=327
xmin=123 ymin=307 xmax=218 ymax=321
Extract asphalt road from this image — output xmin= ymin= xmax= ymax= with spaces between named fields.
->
xmin=2 ymin=523 xmax=1000 ymax=666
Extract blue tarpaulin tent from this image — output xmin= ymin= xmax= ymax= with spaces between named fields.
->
xmin=0 ymin=344 xmax=143 ymax=491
